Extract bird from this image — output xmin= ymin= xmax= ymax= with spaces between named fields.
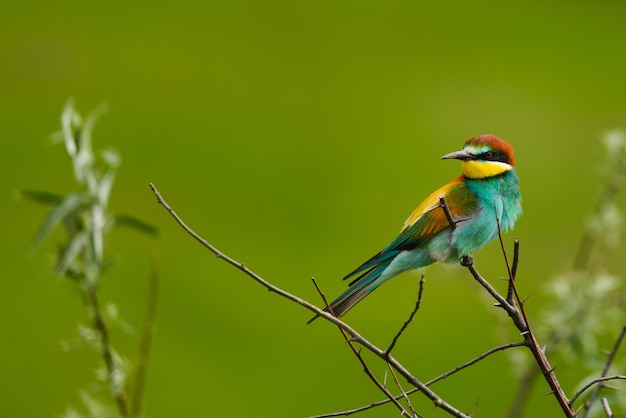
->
xmin=309 ymin=134 xmax=522 ymax=323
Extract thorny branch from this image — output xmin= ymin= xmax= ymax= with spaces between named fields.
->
xmin=311 ymin=342 xmax=525 ymax=418
xmin=439 ymin=196 xmax=576 ymax=417
xmin=506 ymin=132 xmax=626 ymax=418
xmin=578 ymin=325 xmax=626 ymax=417
xmin=151 ymin=179 xmax=621 ymax=418
xmin=387 ymin=365 xmax=419 ymax=417
xmin=385 ymin=275 xmax=426 ymax=357
xmin=149 ymin=183 xmax=470 ymax=418
xmin=311 ymin=279 xmax=415 ymax=417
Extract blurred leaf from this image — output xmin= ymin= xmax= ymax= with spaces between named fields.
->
xmin=97 ymin=169 xmax=116 ymax=208
xmin=61 ymin=97 xmax=79 ymax=158
xmin=80 ymin=102 xmax=108 ymax=155
xmin=18 ymin=189 xmax=64 ymax=206
xmin=101 ymin=149 xmax=120 ymax=168
xmin=113 ymin=214 xmax=159 ymax=236
xmin=56 ymin=231 xmax=88 ymax=276
xmin=31 ymin=192 xmax=85 ymax=252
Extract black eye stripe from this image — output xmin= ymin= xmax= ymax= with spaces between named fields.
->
xmin=478 ymin=151 xmax=509 ymax=163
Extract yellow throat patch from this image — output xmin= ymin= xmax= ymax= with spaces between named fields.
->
xmin=462 ymin=160 xmax=512 ymax=179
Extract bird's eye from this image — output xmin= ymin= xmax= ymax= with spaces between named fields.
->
xmin=483 ymin=152 xmax=493 ymax=159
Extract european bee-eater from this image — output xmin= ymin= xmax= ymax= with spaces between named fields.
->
xmin=310 ymin=134 xmax=522 ymax=322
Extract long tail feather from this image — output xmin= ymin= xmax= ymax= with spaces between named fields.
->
xmin=307 ymin=263 xmax=388 ymax=324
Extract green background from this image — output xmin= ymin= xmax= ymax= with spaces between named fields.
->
xmin=2 ymin=1 xmax=626 ymax=417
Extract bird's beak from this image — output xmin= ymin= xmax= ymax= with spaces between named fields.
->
xmin=441 ymin=150 xmax=474 ymax=161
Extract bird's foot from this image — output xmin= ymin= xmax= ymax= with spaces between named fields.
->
xmin=460 ymin=255 xmax=474 ymax=267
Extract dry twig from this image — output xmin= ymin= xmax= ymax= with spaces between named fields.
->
xmin=601 ymin=397 xmax=614 ymax=418
xmin=311 ymin=278 xmax=414 ymax=417
xmin=310 ymin=341 xmax=525 ymax=418
xmin=149 ymin=183 xmax=471 ymax=418
xmin=439 ymin=196 xmax=576 ymax=417
xmin=385 ymin=275 xmax=426 ymax=357
xmin=570 ymin=376 xmax=626 ymax=407
xmin=577 ymin=325 xmax=626 ymax=416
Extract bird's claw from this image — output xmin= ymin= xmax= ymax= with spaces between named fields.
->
xmin=460 ymin=255 xmax=474 ymax=267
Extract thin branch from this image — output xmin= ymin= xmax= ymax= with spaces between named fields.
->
xmin=131 ymin=252 xmax=159 ymax=418
xmin=425 ymin=341 xmax=526 ymax=387
xmin=601 ymin=397 xmax=613 ymax=418
xmin=150 ymin=183 xmax=471 ymax=418
xmin=494 ymin=205 xmax=514 ymax=289
xmin=387 ymin=364 xmax=420 ymax=418
xmin=439 ymin=195 xmax=457 ymax=230
xmin=311 ymin=279 xmax=413 ymax=417
xmin=461 ymin=259 xmax=519 ymax=324
xmin=309 ymin=342 xmax=526 ymax=418
xmin=511 ymin=238 xmax=520 ymax=280
xmin=506 ymin=238 xmax=520 ymax=305
xmin=507 ymin=273 xmax=574 ymax=417
xmin=507 ymin=137 xmax=626 ymax=418
xmin=570 ymin=376 xmax=626 ymax=405
xmin=462 ymin=204 xmax=576 ymax=417
xmin=578 ymin=325 xmax=626 ymax=416
xmin=581 ymin=325 xmax=626 ymax=414
xmin=385 ymin=275 xmax=426 ymax=357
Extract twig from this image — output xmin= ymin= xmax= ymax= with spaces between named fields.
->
xmin=461 ymin=260 xmax=519 ymax=325
xmin=131 ymin=252 xmax=159 ymax=418
xmin=385 ymin=276 xmax=426 ymax=357
xmin=570 ymin=376 xmax=626 ymax=405
xmin=494 ymin=206 xmax=514 ymax=291
xmin=601 ymin=397 xmax=613 ymax=418
xmin=439 ymin=195 xmax=457 ymax=229
xmin=386 ymin=365 xmax=420 ymax=418
xmin=425 ymin=341 xmax=526 ymax=387
xmin=309 ymin=341 xmax=525 ymax=418
xmin=463 ymin=205 xmax=576 ymax=417
xmin=506 ymin=136 xmax=626 ymax=418
xmin=150 ymin=183 xmax=471 ymax=418
xmin=506 ymin=272 xmax=574 ymax=417
xmin=578 ymin=325 xmax=626 ymax=416
xmin=506 ymin=238 xmax=520 ymax=305
xmin=311 ymin=279 xmax=413 ymax=417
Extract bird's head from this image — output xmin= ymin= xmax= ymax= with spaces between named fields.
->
xmin=442 ymin=134 xmax=515 ymax=179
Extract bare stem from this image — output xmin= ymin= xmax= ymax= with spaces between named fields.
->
xmin=439 ymin=195 xmax=457 ymax=229
xmin=386 ymin=365 xmax=419 ymax=417
xmin=149 ymin=183 xmax=471 ymax=418
xmin=311 ymin=278 xmax=414 ymax=417
xmin=385 ymin=275 xmax=425 ymax=357
xmin=492 ymin=203 xmax=575 ymax=417
xmin=570 ymin=376 xmax=626 ymax=406
xmin=425 ymin=341 xmax=526 ymax=387
xmin=506 ymin=238 xmax=520 ymax=305
xmin=601 ymin=397 xmax=614 ymax=418
xmin=310 ymin=342 xmax=525 ymax=418
xmin=578 ymin=325 xmax=626 ymax=415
